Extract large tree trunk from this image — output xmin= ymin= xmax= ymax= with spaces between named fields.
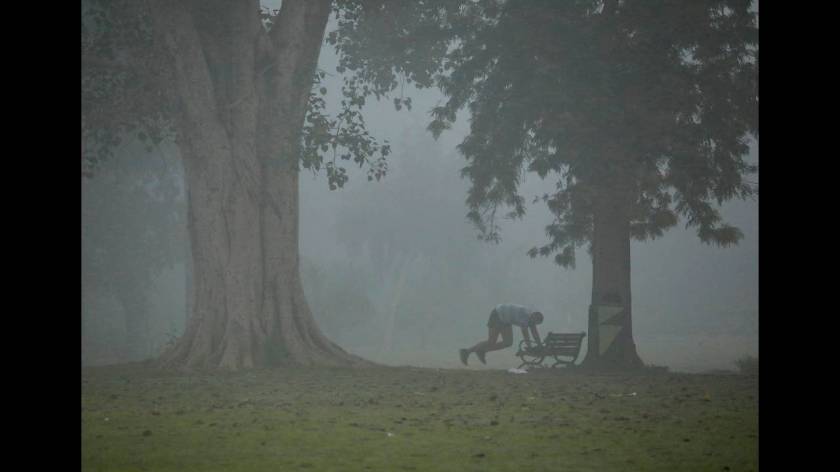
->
xmin=148 ymin=0 xmax=367 ymax=370
xmin=581 ymin=189 xmax=644 ymax=370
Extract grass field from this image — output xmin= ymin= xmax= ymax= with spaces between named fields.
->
xmin=82 ymin=365 xmax=758 ymax=471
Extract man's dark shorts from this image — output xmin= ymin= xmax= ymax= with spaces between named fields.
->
xmin=487 ymin=310 xmax=504 ymax=329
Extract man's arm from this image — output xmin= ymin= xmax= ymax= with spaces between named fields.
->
xmin=520 ymin=326 xmax=532 ymax=345
xmin=530 ymin=325 xmax=542 ymax=346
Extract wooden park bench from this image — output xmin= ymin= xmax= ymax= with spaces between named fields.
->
xmin=515 ymin=332 xmax=586 ymax=368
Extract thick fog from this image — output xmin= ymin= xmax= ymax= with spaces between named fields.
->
xmin=81 ymin=9 xmax=757 ymax=373
xmin=297 ymin=46 xmax=758 ymax=372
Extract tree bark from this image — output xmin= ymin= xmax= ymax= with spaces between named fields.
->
xmin=581 ymin=188 xmax=644 ymax=370
xmin=148 ymin=0 xmax=368 ymax=370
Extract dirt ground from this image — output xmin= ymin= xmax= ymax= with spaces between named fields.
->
xmin=81 ymin=364 xmax=757 ymax=471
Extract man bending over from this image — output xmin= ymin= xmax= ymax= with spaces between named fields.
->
xmin=460 ymin=304 xmax=544 ymax=365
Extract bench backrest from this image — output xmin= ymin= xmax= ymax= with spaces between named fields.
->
xmin=543 ymin=332 xmax=586 ymax=356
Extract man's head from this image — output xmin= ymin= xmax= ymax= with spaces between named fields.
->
xmin=529 ymin=311 xmax=544 ymax=325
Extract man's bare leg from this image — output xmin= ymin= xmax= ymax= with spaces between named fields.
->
xmin=467 ymin=327 xmax=500 ymax=354
xmin=467 ymin=326 xmax=512 ymax=364
xmin=461 ymin=327 xmax=498 ymax=365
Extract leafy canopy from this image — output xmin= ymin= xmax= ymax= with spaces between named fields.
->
xmin=333 ymin=0 xmax=758 ymax=267
xmin=84 ymin=1 xmax=758 ymax=266
xmin=82 ymin=0 xmax=413 ymax=188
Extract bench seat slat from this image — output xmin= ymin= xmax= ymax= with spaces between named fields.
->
xmin=527 ymin=348 xmax=580 ymax=355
